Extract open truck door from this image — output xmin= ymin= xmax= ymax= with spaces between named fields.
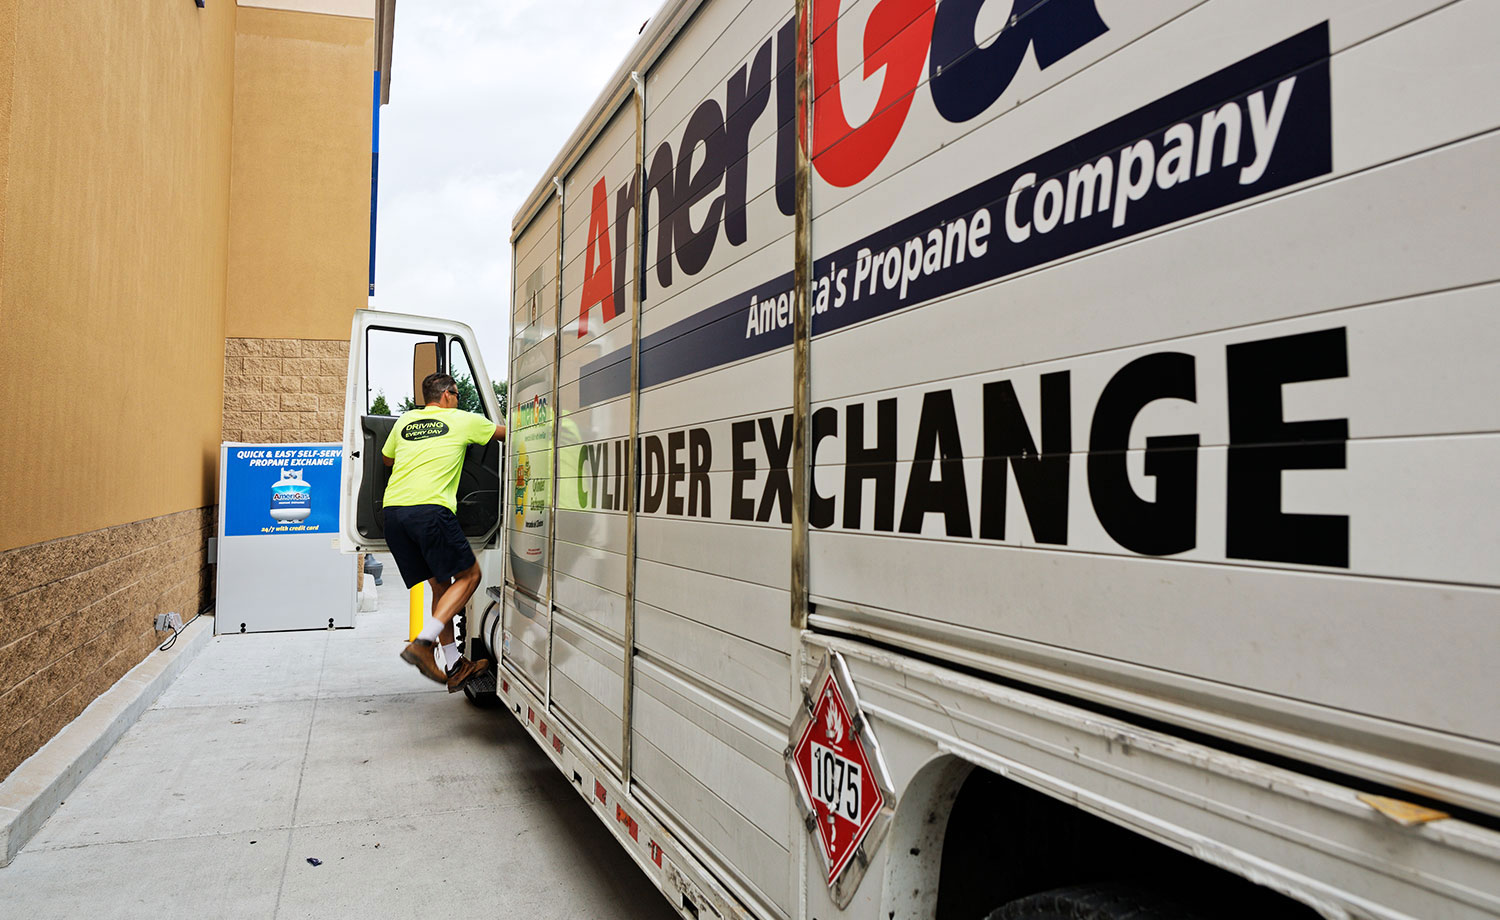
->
xmin=340 ymin=308 xmax=503 ymax=555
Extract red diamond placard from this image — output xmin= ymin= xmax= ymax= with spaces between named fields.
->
xmin=791 ymin=670 xmax=885 ymax=885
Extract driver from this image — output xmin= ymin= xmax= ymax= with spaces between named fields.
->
xmin=382 ymin=372 xmax=505 ymax=692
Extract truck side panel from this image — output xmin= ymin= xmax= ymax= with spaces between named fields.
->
xmin=799 ymin=0 xmax=1500 ymax=805
xmin=630 ymin=0 xmax=800 ymax=914
xmin=548 ymin=104 xmax=643 ymax=769
xmin=504 ymin=203 xmax=560 ymax=695
xmin=501 ymin=1 xmax=1500 ymax=917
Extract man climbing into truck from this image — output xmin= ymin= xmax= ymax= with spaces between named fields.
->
xmin=382 ymin=372 xmax=505 ymax=692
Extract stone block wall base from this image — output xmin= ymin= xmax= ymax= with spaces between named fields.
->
xmin=0 ymin=615 xmax=212 ymax=866
xmin=222 ymin=337 xmax=350 ymax=443
xmin=0 ymin=508 xmax=214 ymax=781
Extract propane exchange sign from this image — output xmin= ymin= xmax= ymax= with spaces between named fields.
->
xmin=787 ymin=651 xmax=896 ymax=905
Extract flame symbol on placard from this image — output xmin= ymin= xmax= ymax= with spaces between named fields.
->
xmin=824 ymin=692 xmax=844 ymax=746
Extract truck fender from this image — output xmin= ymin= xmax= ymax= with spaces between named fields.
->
xmin=879 ymin=754 xmax=974 ymax=920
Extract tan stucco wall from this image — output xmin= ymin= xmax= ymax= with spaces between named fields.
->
xmin=0 ymin=0 xmax=237 ymax=553
xmin=0 ymin=0 xmax=18 ymax=314
xmin=225 ymin=7 xmax=374 ymax=342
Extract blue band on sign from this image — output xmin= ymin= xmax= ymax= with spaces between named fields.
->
xmin=223 ymin=446 xmax=344 ymax=537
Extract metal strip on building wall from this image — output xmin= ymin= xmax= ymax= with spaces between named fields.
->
xmin=546 ymin=176 xmax=565 ymax=710
xmin=790 ymin=0 xmax=812 ymax=631
xmin=621 ymin=71 xmax=646 ymax=791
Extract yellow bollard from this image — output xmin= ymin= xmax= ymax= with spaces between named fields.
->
xmin=408 ymin=583 xmax=424 ymax=641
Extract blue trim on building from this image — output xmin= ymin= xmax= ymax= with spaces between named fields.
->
xmin=369 ymin=70 xmax=380 ymax=296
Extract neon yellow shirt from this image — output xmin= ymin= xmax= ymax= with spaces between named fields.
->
xmin=381 ymin=407 xmax=496 ymax=512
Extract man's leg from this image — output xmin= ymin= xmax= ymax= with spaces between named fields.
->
xmin=431 ymin=562 xmax=480 ymax=625
xmin=389 ymin=507 xmax=452 ymax=685
xmin=407 ymin=509 xmax=488 ymax=691
xmin=418 ymin=572 xmax=475 ymax=636
xmin=427 ymin=576 xmax=461 ymax=669
xmin=429 ymin=563 xmax=487 ymax=691
xmin=427 ymin=577 xmax=455 ymax=643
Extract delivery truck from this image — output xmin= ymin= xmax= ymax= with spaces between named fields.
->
xmin=341 ymin=0 xmax=1500 ymax=916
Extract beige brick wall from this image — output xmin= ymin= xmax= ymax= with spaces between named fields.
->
xmin=0 ymin=508 xmax=214 ymax=780
xmin=223 ymin=338 xmax=349 ymax=443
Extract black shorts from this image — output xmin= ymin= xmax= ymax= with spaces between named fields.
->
xmin=383 ymin=504 xmax=477 ymax=588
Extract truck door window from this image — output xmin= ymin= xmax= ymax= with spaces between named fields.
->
xmin=364 ymin=328 xmax=441 ymax=415
xmin=448 ymin=340 xmax=491 ymax=420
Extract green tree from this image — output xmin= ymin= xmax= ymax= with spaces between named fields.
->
xmin=370 ymin=391 xmax=392 ymax=416
xmin=392 ymin=376 xmax=507 ymax=416
xmin=453 ymin=372 xmax=482 ymax=414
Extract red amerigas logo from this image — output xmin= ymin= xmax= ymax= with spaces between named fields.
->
xmin=572 ymin=0 xmax=1111 ymax=337
xmin=812 ymin=0 xmax=1107 ymax=187
xmin=810 ymin=0 xmax=935 ymax=188
xmin=791 ymin=670 xmax=886 ymax=884
xmin=577 ymin=176 xmax=621 ymax=339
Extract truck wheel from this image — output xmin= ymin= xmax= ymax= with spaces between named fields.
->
xmin=461 ymin=666 xmax=502 ymax=709
xmin=985 ymin=885 xmax=1203 ymax=920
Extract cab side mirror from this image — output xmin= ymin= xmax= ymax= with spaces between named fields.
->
xmin=412 ymin=341 xmax=438 ymax=405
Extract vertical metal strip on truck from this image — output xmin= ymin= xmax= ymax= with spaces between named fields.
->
xmin=621 ymin=71 xmax=646 ymax=790
xmin=547 ymin=177 xmax=564 ymax=710
xmin=789 ymin=0 xmax=812 ymax=632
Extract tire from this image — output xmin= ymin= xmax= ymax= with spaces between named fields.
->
xmin=985 ymin=885 xmax=1204 ymax=920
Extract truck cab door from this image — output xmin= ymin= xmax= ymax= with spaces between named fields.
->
xmin=339 ymin=308 xmax=503 ymax=554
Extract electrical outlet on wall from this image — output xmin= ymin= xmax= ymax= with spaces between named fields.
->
xmin=154 ymin=612 xmax=184 ymax=632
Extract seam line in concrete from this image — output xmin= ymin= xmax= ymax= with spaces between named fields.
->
xmin=147 ymin=686 xmax=446 ymax=714
xmin=315 ymin=688 xmax=447 ymax=701
xmin=272 ymin=632 xmax=331 ymax=918
xmin=17 ymin=799 xmax=533 ymax=857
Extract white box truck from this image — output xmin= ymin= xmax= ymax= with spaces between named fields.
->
xmin=342 ymin=1 xmax=1500 ymax=917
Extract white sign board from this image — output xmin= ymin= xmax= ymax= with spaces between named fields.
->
xmin=216 ymin=443 xmax=355 ymax=634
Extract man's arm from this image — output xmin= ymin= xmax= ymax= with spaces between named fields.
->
xmin=493 ymin=424 xmax=506 ymax=442
xmin=383 ymin=455 xmax=394 ymax=467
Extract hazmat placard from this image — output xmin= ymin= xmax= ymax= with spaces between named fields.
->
xmin=787 ymin=651 xmax=896 ymax=907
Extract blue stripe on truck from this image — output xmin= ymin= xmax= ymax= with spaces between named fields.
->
xmin=579 ymin=22 xmax=1331 ymax=408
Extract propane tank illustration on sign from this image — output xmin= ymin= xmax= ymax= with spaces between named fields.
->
xmin=269 ymin=468 xmax=313 ymax=523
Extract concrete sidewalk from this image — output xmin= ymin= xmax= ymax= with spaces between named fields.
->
xmin=0 ymin=558 xmax=677 ymax=920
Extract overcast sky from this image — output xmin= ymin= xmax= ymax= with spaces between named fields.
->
xmin=367 ymin=0 xmax=663 ymax=386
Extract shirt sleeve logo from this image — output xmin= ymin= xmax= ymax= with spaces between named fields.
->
xmin=401 ymin=419 xmax=450 ymax=441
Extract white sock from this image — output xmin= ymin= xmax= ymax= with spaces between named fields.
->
xmin=417 ymin=616 xmax=443 ymax=642
xmin=441 ymin=642 xmax=460 ymax=668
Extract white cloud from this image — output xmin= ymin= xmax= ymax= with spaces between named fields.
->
xmin=369 ymin=0 xmax=662 ymax=378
